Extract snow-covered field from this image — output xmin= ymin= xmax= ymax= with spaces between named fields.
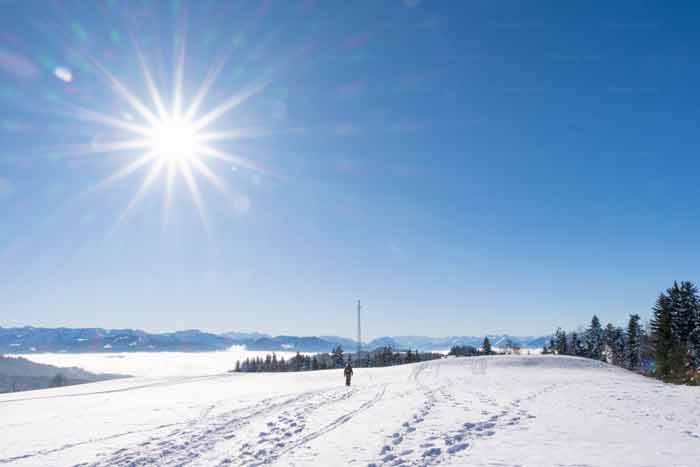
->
xmin=8 ymin=349 xmax=301 ymax=377
xmin=1 ymin=355 xmax=699 ymax=466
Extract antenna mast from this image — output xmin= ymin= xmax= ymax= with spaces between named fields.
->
xmin=357 ymin=300 xmax=362 ymax=357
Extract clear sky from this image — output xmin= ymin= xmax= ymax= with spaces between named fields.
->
xmin=1 ymin=1 xmax=699 ymax=339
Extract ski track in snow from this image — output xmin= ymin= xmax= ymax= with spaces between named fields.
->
xmin=1 ymin=356 xmax=699 ymax=467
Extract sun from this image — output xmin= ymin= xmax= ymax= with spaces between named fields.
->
xmin=67 ymin=39 xmax=272 ymax=231
xmin=147 ymin=116 xmax=200 ymax=164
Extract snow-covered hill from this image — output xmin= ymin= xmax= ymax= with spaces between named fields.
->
xmin=1 ymin=356 xmax=698 ymax=466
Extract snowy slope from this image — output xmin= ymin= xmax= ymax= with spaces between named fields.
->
xmin=1 ymin=356 xmax=698 ymax=466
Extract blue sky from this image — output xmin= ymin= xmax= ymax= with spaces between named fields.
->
xmin=2 ymin=1 xmax=700 ymax=339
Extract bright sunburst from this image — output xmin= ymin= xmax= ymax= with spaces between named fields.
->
xmin=67 ymin=38 xmax=271 ymax=232
xmin=147 ymin=116 xmax=200 ymax=165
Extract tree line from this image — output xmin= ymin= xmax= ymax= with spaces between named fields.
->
xmin=234 ymin=345 xmax=442 ymax=373
xmin=545 ymin=281 xmax=700 ymax=385
xmin=448 ymin=336 xmax=497 ymax=357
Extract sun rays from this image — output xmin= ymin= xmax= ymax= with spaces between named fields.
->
xmin=68 ymin=36 xmax=270 ymax=233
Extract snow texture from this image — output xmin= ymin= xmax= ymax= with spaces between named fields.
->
xmin=1 ymin=355 xmax=698 ymax=466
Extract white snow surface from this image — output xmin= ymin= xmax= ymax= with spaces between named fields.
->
xmin=1 ymin=355 xmax=699 ymax=466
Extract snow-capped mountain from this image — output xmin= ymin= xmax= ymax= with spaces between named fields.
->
xmin=0 ymin=327 xmax=233 ymax=353
xmin=0 ymin=327 xmax=549 ymax=354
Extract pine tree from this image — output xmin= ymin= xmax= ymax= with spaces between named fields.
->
xmin=482 ymin=337 xmax=493 ymax=355
xmin=688 ymin=327 xmax=700 ymax=372
xmin=651 ymin=293 xmax=675 ymax=381
xmin=554 ymin=328 xmax=567 ymax=355
xmin=50 ymin=373 xmax=66 ymax=387
xmin=541 ymin=342 xmax=551 ymax=355
xmin=673 ymin=282 xmax=698 ymax=346
xmin=332 ymin=346 xmax=344 ymax=368
xmin=624 ymin=314 xmax=641 ymax=371
xmin=602 ymin=323 xmax=624 ymax=365
xmin=585 ymin=315 xmax=604 ymax=360
xmin=546 ymin=335 xmax=556 ymax=354
xmin=569 ymin=332 xmax=584 ymax=356
xmin=235 ymin=360 xmax=241 ymax=372
xmin=607 ymin=325 xmax=625 ymax=366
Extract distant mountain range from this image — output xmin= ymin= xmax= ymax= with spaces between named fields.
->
xmin=0 ymin=326 xmax=549 ymax=354
xmin=0 ymin=327 xmax=232 ymax=353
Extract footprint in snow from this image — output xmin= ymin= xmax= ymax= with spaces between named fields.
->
xmin=447 ymin=442 xmax=469 ymax=454
xmin=423 ymin=447 xmax=441 ymax=457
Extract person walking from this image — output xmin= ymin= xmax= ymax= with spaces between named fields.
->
xmin=344 ymin=362 xmax=353 ymax=386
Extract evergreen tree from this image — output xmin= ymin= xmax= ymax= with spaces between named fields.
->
xmin=610 ymin=326 xmax=626 ymax=366
xmin=50 ymin=373 xmax=66 ymax=387
xmin=482 ymin=337 xmax=493 ymax=355
xmin=602 ymin=323 xmax=625 ymax=365
xmin=584 ymin=315 xmax=604 ymax=360
xmin=569 ymin=332 xmax=584 ymax=357
xmin=673 ymin=282 xmax=698 ymax=347
xmin=235 ymin=360 xmax=240 ymax=372
xmin=624 ymin=314 xmax=642 ymax=371
xmin=554 ymin=328 xmax=567 ymax=355
xmin=332 ymin=346 xmax=345 ymax=368
xmin=651 ymin=292 xmax=675 ymax=381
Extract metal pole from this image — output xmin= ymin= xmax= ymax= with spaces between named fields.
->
xmin=357 ymin=300 xmax=362 ymax=359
